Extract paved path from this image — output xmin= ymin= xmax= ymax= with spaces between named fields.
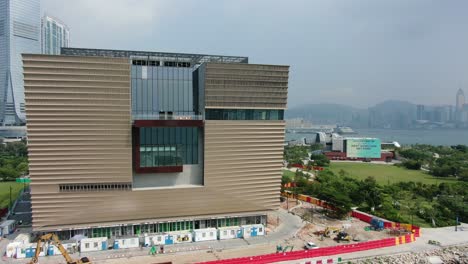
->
xmin=283 ymin=167 xmax=315 ymax=179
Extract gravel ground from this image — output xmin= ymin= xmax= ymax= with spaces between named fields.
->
xmin=290 ymin=202 xmax=398 ymax=248
xmin=350 ymin=244 xmax=468 ymax=264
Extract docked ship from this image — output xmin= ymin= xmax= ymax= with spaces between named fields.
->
xmin=334 ymin=126 xmax=357 ymax=135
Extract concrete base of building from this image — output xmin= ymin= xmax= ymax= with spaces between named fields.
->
xmin=50 ymin=215 xmax=267 ymax=241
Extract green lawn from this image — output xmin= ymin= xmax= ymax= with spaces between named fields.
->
xmin=328 ymin=162 xmax=457 ymax=185
xmin=0 ymin=182 xmax=25 ymax=208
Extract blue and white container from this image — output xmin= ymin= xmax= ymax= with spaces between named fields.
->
xmin=113 ymin=237 xmax=139 ymax=249
xmin=218 ymin=226 xmax=242 ymax=240
xmin=242 ymin=224 xmax=265 ymax=238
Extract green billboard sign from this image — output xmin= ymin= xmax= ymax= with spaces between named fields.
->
xmin=16 ymin=178 xmax=31 ymax=183
xmin=346 ymin=138 xmax=381 ymax=158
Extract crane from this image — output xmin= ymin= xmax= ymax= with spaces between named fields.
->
xmin=28 ymin=233 xmax=91 ymax=264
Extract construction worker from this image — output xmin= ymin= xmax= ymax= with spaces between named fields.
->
xmin=149 ymin=245 xmax=157 ymax=256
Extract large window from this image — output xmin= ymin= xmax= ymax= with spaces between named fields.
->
xmin=131 ymin=65 xmax=196 ymax=119
xmin=205 ymin=109 xmax=284 ymax=120
xmin=139 ymin=127 xmax=199 ymax=168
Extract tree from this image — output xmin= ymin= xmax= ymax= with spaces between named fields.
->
xmin=284 ymin=146 xmax=309 ymax=165
xmin=459 ymin=169 xmax=468 ymax=182
xmin=0 ymin=167 xmax=20 ymax=180
xmin=16 ymin=162 xmax=29 ymax=175
xmin=5 ymin=141 xmax=28 ymax=157
xmin=359 ymin=177 xmax=382 ymax=211
xmin=309 ymin=154 xmax=330 ymax=167
xmin=401 ymin=160 xmax=422 ymax=170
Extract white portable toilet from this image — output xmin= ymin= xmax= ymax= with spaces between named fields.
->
xmin=22 ymin=243 xmax=46 ymax=259
xmin=46 ymin=244 xmax=62 ymax=256
xmin=170 ymin=231 xmax=193 ymax=244
xmin=218 ymin=226 xmax=242 ymax=240
xmin=193 ymin=228 xmax=217 ymax=242
xmin=80 ymin=237 xmax=107 ymax=252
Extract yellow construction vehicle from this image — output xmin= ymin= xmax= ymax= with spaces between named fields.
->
xmin=28 ymin=233 xmax=91 ymax=264
xmin=323 ymin=226 xmax=341 ymax=237
xmin=335 ymin=231 xmax=352 ymax=243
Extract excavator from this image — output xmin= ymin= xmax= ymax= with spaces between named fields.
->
xmin=27 ymin=233 xmax=91 ymax=264
xmin=335 ymin=231 xmax=352 ymax=243
xmin=323 ymin=226 xmax=341 ymax=237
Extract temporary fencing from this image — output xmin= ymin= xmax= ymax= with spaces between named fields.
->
xmin=351 ymin=210 xmax=421 ymax=237
xmin=198 ymin=234 xmax=416 ymax=264
xmin=197 ymin=193 xmax=423 ymax=264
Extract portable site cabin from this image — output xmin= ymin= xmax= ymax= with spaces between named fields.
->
xmin=113 ymin=237 xmax=139 ymax=249
xmin=241 ymin=224 xmax=265 ymax=238
xmin=13 ymin=233 xmax=30 ymax=244
xmin=80 ymin=237 xmax=108 ymax=252
xmin=193 ymin=228 xmax=217 ymax=242
xmin=170 ymin=231 xmax=193 ymax=244
xmin=218 ymin=226 xmax=242 ymax=240
xmin=16 ymin=243 xmax=46 ymax=259
xmin=62 ymin=240 xmax=79 ymax=254
xmin=0 ymin=220 xmax=17 ymax=236
xmin=6 ymin=242 xmax=21 ymax=258
xmin=143 ymin=233 xmax=166 ymax=246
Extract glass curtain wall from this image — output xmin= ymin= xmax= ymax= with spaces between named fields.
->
xmin=131 ymin=63 xmax=195 ymax=119
xmin=139 ymin=127 xmax=199 ymax=168
xmin=205 ymin=109 xmax=284 ymax=120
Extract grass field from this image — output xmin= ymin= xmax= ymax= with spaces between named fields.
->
xmin=328 ymin=162 xmax=457 ymax=185
xmin=0 ymin=182 xmax=25 ymax=208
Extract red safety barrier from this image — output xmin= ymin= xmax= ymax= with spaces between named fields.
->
xmin=198 ymin=237 xmax=403 ymax=264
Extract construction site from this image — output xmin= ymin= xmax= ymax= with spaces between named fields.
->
xmin=277 ymin=197 xmax=406 ymax=251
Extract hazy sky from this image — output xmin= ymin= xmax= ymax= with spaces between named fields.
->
xmin=41 ymin=0 xmax=468 ymax=108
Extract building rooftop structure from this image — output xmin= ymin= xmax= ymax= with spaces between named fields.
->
xmin=61 ymin=47 xmax=248 ymax=64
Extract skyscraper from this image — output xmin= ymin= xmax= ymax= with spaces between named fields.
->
xmin=0 ymin=0 xmax=40 ymax=126
xmin=456 ymin=88 xmax=465 ymax=111
xmin=416 ymin=104 xmax=425 ymax=120
xmin=41 ymin=15 xmax=70 ymax=55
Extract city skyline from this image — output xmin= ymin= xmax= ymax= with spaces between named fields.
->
xmin=40 ymin=0 xmax=468 ymax=108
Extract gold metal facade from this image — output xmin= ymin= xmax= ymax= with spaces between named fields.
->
xmin=24 ymin=55 xmax=289 ymax=231
xmin=204 ymin=63 xmax=289 ymax=109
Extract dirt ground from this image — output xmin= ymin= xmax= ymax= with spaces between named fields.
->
xmin=285 ymin=199 xmax=402 ymax=249
xmin=280 ymin=198 xmax=299 ymax=210
xmin=266 ymin=212 xmax=281 ymax=233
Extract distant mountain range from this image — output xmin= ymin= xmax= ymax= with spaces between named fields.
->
xmin=285 ymin=100 xmax=417 ymax=129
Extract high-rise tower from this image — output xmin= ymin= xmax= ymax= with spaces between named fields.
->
xmin=456 ymin=88 xmax=465 ymax=111
xmin=0 ymin=0 xmax=41 ymax=125
xmin=41 ymin=15 xmax=70 ymax=55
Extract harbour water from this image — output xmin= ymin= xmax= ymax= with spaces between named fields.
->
xmin=285 ymin=128 xmax=468 ymax=146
